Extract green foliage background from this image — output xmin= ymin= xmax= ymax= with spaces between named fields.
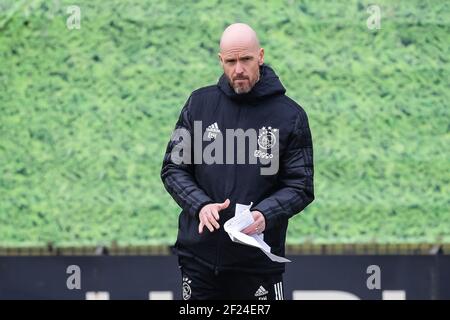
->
xmin=0 ymin=0 xmax=449 ymax=247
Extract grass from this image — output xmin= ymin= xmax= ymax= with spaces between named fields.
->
xmin=0 ymin=0 xmax=449 ymax=246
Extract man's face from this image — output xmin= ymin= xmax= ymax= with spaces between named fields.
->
xmin=219 ymin=47 xmax=264 ymax=94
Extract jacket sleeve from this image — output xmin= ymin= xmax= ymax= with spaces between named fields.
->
xmin=160 ymin=96 xmax=214 ymax=219
xmin=252 ymin=110 xmax=314 ymax=231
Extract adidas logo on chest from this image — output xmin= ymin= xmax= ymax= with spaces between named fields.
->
xmin=206 ymin=122 xmax=221 ymax=139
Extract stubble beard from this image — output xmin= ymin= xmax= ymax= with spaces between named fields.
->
xmin=230 ymin=72 xmax=260 ymax=94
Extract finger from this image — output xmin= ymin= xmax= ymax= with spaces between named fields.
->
xmin=254 ymin=221 xmax=264 ymax=232
xmin=241 ymin=222 xmax=257 ymax=235
xmin=203 ymin=219 xmax=214 ymax=232
xmin=252 ymin=211 xmax=264 ymax=222
xmin=199 ymin=212 xmax=214 ymax=233
xmin=198 ymin=221 xmax=204 ymax=234
xmin=252 ymin=213 xmax=265 ymax=231
xmin=218 ymin=198 xmax=230 ymax=211
xmin=211 ymin=208 xmax=220 ymax=221
xmin=208 ymin=213 xmax=220 ymax=229
xmin=255 ymin=218 xmax=264 ymax=229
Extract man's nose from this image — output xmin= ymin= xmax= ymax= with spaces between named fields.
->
xmin=235 ymin=61 xmax=244 ymax=74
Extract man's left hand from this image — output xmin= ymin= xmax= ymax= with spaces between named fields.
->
xmin=241 ymin=211 xmax=266 ymax=235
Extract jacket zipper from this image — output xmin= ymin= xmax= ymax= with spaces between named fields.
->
xmin=214 ymin=103 xmax=246 ymax=274
xmin=213 ymin=95 xmax=227 ymax=275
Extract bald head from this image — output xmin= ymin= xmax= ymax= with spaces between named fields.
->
xmin=220 ymin=23 xmax=260 ymax=53
xmin=218 ymin=23 xmax=264 ymax=94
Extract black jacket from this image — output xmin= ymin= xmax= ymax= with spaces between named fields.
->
xmin=161 ymin=64 xmax=314 ymax=274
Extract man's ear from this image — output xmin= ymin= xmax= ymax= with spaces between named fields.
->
xmin=258 ymin=48 xmax=265 ymax=65
xmin=218 ymin=53 xmax=224 ymax=66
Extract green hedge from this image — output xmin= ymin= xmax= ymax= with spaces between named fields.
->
xmin=0 ymin=0 xmax=449 ymax=246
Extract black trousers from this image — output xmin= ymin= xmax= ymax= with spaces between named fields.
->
xmin=179 ymin=256 xmax=284 ymax=300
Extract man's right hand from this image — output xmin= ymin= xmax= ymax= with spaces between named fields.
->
xmin=198 ymin=199 xmax=230 ymax=234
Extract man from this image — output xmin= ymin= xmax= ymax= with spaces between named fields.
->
xmin=161 ymin=23 xmax=314 ymax=300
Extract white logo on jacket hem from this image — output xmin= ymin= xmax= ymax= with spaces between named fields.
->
xmin=206 ymin=122 xmax=221 ymax=139
xmin=182 ymin=276 xmax=192 ymax=300
xmin=254 ymin=285 xmax=269 ymax=299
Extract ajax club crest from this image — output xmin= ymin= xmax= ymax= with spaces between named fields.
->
xmin=258 ymin=127 xmax=277 ymax=149
xmin=255 ymin=126 xmax=278 ymax=160
xmin=182 ymin=276 xmax=192 ymax=300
